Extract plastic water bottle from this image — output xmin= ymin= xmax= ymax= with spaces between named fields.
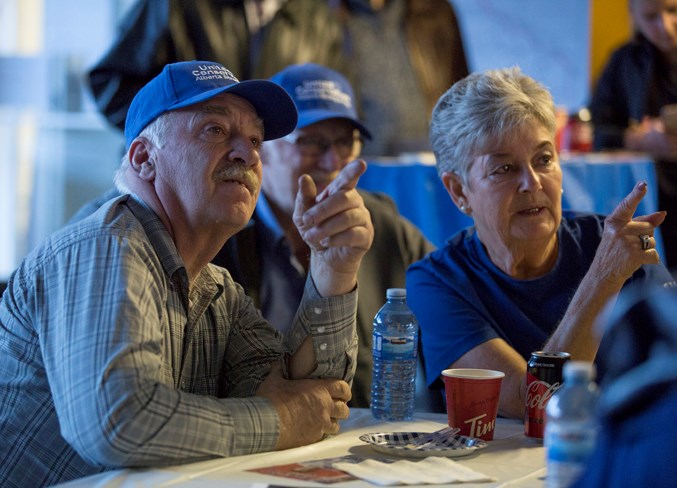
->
xmin=544 ymin=361 xmax=599 ymax=488
xmin=370 ymin=288 xmax=418 ymax=421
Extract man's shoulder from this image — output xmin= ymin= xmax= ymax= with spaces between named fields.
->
xmin=67 ymin=187 xmax=123 ymax=225
xmin=36 ymin=195 xmax=165 ymax=271
xmin=67 ymin=194 xmax=143 ymax=235
xmin=359 ymin=189 xmax=397 ymax=212
xmin=359 ymin=189 xmax=434 ymax=251
xmin=14 ymin=195 xmax=151 ymax=280
xmin=359 ymin=189 xmax=416 ymax=228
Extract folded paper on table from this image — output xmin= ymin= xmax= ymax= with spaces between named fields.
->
xmin=333 ymin=457 xmax=496 ymax=486
xmin=249 ymin=455 xmax=361 ymax=484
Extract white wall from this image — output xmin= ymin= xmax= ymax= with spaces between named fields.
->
xmin=450 ymin=0 xmax=590 ymax=112
xmin=0 ymin=0 xmax=131 ymax=280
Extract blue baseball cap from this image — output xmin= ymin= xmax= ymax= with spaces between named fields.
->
xmin=270 ymin=63 xmax=371 ymax=139
xmin=124 ymin=61 xmax=298 ymax=148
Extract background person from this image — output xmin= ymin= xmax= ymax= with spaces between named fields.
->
xmin=334 ymin=0 xmax=469 ymax=154
xmin=88 ymin=0 xmax=346 ymax=130
xmin=589 ymin=0 xmax=677 ymax=269
xmin=407 ymin=67 xmax=675 ymax=420
xmin=0 ymin=61 xmax=373 ymax=487
xmin=212 ymin=62 xmax=436 ymax=409
xmin=87 ymin=0 xmax=468 ymax=156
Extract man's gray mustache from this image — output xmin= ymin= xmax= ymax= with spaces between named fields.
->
xmin=214 ymin=167 xmax=259 ymax=192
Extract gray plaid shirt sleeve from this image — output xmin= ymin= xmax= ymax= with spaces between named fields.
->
xmin=284 ymin=274 xmax=359 ymax=382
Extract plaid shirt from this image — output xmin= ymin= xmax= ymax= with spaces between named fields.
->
xmin=0 ymin=195 xmax=357 ymax=487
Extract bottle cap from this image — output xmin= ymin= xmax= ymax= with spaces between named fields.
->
xmin=563 ymin=361 xmax=596 ymax=382
xmin=386 ymin=288 xmax=406 ymax=299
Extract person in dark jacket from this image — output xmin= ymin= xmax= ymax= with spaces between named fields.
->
xmin=589 ymin=0 xmax=677 ymax=269
xmin=87 ymin=0 xmax=468 ymax=156
xmin=88 ymin=0 xmax=346 ymax=130
xmin=212 ymin=63 xmax=437 ymax=409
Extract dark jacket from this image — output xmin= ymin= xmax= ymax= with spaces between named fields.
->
xmin=89 ymin=0 xmax=345 ymax=129
xmin=572 ymin=283 xmax=677 ymax=488
xmin=590 ymin=34 xmax=677 ymax=270
xmin=87 ymin=0 xmax=468 ymax=156
xmin=213 ymin=190 xmax=437 ymax=409
xmin=589 ymin=35 xmax=659 ymax=150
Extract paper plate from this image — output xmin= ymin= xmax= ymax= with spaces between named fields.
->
xmin=359 ymin=431 xmax=487 ymax=458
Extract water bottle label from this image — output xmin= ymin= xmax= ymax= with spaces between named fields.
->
xmin=373 ymin=334 xmax=417 ymax=360
xmin=547 ymin=434 xmax=595 ymax=463
xmin=545 ymin=428 xmax=595 ymax=487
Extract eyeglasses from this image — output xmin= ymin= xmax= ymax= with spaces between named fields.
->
xmin=284 ymin=130 xmax=363 ymax=159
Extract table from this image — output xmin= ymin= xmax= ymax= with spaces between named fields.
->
xmin=359 ymin=151 xmax=663 ymax=255
xmin=58 ymin=409 xmax=545 ymax=487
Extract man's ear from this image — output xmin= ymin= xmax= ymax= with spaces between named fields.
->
xmin=441 ymin=171 xmax=470 ymax=215
xmin=128 ymin=138 xmax=156 ymax=181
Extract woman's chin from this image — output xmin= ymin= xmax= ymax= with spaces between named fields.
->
xmin=511 ymin=220 xmax=558 ymax=242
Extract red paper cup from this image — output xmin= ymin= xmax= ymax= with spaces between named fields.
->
xmin=442 ymin=368 xmax=505 ymax=441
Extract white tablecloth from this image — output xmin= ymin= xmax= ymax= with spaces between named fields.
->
xmin=58 ymin=409 xmax=545 ymax=488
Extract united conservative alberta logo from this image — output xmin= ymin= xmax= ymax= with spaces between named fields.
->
xmin=192 ymin=64 xmax=238 ymax=83
xmin=294 ymin=80 xmax=352 ymax=109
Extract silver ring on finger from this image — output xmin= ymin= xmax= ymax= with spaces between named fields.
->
xmin=639 ymin=234 xmax=651 ymax=251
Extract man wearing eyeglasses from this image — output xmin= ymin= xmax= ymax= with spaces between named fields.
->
xmin=212 ymin=63 xmax=437 ymax=409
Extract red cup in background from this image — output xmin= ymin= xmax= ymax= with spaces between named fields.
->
xmin=442 ymin=368 xmax=505 ymax=441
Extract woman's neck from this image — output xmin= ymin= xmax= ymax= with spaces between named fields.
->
xmin=483 ymin=236 xmax=559 ymax=280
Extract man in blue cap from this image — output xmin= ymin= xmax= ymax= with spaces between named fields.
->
xmin=212 ymin=63 xmax=436 ymax=408
xmin=0 ymin=61 xmax=373 ymax=487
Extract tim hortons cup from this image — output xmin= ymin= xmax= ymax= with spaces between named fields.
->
xmin=524 ymin=351 xmax=571 ymax=439
xmin=442 ymin=368 xmax=505 ymax=441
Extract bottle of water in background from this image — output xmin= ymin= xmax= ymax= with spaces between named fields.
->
xmin=544 ymin=361 xmax=599 ymax=488
xmin=370 ymin=288 xmax=418 ymax=421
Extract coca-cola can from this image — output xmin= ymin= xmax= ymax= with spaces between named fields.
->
xmin=524 ymin=351 xmax=571 ymax=439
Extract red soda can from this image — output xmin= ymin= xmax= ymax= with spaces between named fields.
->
xmin=524 ymin=351 xmax=571 ymax=439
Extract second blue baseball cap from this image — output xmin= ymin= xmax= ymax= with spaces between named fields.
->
xmin=270 ymin=63 xmax=372 ymax=139
xmin=124 ymin=61 xmax=298 ymax=148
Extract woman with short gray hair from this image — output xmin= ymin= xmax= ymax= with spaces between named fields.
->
xmin=407 ymin=67 xmax=674 ymax=419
